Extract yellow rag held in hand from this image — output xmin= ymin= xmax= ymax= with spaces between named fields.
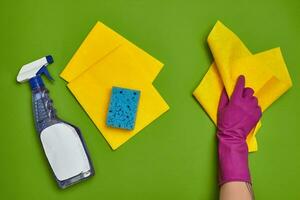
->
xmin=193 ymin=21 xmax=292 ymax=152
xmin=60 ymin=22 xmax=169 ymax=150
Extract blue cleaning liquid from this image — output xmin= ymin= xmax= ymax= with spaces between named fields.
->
xmin=30 ymin=76 xmax=94 ymax=188
xmin=32 ymin=87 xmax=58 ymax=132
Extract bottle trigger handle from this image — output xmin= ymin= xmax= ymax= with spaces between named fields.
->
xmin=37 ymin=66 xmax=54 ymax=81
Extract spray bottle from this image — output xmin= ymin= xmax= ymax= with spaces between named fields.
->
xmin=17 ymin=55 xmax=94 ymax=189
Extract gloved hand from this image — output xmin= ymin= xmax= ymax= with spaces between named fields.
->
xmin=217 ymin=75 xmax=262 ymax=185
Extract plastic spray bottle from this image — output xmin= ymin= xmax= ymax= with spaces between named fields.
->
xmin=17 ymin=55 xmax=94 ymax=188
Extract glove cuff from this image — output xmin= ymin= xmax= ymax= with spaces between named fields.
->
xmin=217 ymin=133 xmax=251 ymax=185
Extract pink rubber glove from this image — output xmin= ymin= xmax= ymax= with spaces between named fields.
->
xmin=217 ymin=75 xmax=262 ymax=185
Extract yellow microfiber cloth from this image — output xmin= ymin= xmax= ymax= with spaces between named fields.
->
xmin=60 ymin=22 xmax=169 ymax=150
xmin=193 ymin=21 xmax=292 ymax=152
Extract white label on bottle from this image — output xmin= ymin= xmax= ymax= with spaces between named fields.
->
xmin=40 ymin=123 xmax=91 ymax=181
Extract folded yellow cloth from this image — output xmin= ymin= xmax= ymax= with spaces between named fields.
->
xmin=193 ymin=21 xmax=292 ymax=152
xmin=60 ymin=22 xmax=169 ymax=150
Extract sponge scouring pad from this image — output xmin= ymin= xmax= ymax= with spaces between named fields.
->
xmin=106 ymin=87 xmax=141 ymax=130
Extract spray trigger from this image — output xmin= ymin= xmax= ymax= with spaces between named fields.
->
xmin=37 ymin=66 xmax=54 ymax=81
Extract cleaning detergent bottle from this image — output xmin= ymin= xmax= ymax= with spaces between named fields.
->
xmin=17 ymin=55 xmax=94 ymax=189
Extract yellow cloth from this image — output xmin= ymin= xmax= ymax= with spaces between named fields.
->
xmin=193 ymin=21 xmax=292 ymax=152
xmin=60 ymin=22 xmax=169 ymax=150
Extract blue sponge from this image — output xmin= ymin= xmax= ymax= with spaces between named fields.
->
xmin=106 ymin=87 xmax=141 ymax=130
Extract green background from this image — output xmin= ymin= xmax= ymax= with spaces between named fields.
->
xmin=0 ymin=0 xmax=299 ymax=199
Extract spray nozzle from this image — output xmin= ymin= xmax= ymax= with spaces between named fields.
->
xmin=17 ymin=55 xmax=54 ymax=83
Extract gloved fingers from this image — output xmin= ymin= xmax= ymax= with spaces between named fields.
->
xmin=218 ymin=88 xmax=229 ymax=112
xmin=231 ymin=75 xmax=245 ymax=101
xmin=253 ymin=107 xmax=263 ymax=122
xmin=256 ymin=105 xmax=262 ymax=112
xmin=250 ymin=96 xmax=258 ymax=106
xmin=243 ymin=87 xmax=254 ymax=98
xmin=248 ymin=98 xmax=262 ymax=119
xmin=257 ymin=107 xmax=262 ymax=118
xmin=245 ymin=96 xmax=259 ymax=108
